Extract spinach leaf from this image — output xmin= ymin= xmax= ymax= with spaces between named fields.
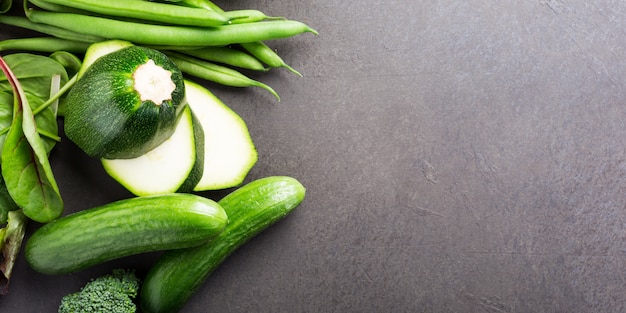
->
xmin=0 ymin=53 xmax=67 ymax=153
xmin=0 ymin=55 xmax=64 ymax=223
xmin=0 ymin=0 xmax=11 ymax=14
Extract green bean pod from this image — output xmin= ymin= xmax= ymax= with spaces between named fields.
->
xmin=223 ymin=9 xmax=285 ymax=24
xmin=38 ymin=0 xmax=231 ymax=27
xmin=27 ymin=10 xmax=318 ymax=47
xmin=240 ymin=41 xmax=302 ymax=76
xmin=177 ymin=46 xmax=267 ymax=71
xmin=167 ymin=52 xmax=280 ymax=100
xmin=0 ymin=37 xmax=90 ymax=53
xmin=0 ymin=15 xmax=103 ymax=43
xmin=178 ymin=0 xmax=224 ymax=12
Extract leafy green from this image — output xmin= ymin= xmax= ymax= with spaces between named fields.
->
xmin=0 ymin=172 xmax=19 ymax=224
xmin=1 ymin=111 xmax=63 ymax=222
xmin=0 ymin=210 xmax=27 ymax=295
xmin=0 ymin=53 xmax=67 ymax=152
xmin=0 ymin=0 xmax=11 ymax=14
xmin=0 ymin=54 xmax=65 ymax=223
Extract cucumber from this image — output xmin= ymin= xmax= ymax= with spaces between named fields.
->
xmin=100 ymin=105 xmax=204 ymax=196
xmin=185 ymin=80 xmax=257 ymax=191
xmin=64 ymin=44 xmax=186 ymax=159
xmin=25 ymin=193 xmax=228 ymax=275
xmin=140 ymin=176 xmax=306 ymax=313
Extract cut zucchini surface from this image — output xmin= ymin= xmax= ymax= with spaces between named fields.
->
xmin=101 ymin=80 xmax=257 ymax=195
xmin=101 ymin=106 xmax=199 ymax=196
xmin=185 ymin=80 xmax=257 ymax=191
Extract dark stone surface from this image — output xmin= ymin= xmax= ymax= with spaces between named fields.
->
xmin=2 ymin=1 xmax=626 ymax=312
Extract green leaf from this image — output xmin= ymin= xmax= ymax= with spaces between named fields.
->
xmin=1 ymin=116 xmax=63 ymax=222
xmin=0 ymin=56 xmax=63 ymax=223
xmin=0 ymin=53 xmax=66 ymax=152
xmin=0 ymin=0 xmax=11 ymax=14
xmin=0 ymin=172 xmax=19 ymax=225
xmin=0 ymin=210 xmax=27 ymax=295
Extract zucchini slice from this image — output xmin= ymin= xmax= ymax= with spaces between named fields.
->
xmin=101 ymin=106 xmax=202 ymax=196
xmin=185 ymin=80 xmax=257 ymax=191
xmin=76 ymin=40 xmax=134 ymax=78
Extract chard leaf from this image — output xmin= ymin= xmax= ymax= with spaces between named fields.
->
xmin=0 ymin=56 xmax=63 ymax=223
xmin=0 ymin=210 xmax=26 ymax=295
xmin=0 ymin=172 xmax=19 ymax=225
xmin=0 ymin=53 xmax=66 ymax=152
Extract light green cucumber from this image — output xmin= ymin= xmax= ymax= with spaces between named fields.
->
xmin=140 ymin=176 xmax=306 ymax=313
xmin=25 ymin=193 xmax=227 ymax=275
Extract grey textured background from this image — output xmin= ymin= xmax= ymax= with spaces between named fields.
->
xmin=2 ymin=0 xmax=626 ymax=312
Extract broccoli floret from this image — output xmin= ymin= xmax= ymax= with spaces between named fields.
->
xmin=58 ymin=269 xmax=140 ymax=313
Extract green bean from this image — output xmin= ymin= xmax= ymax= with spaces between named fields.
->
xmin=0 ymin=37 xmax=90 ymax=53
xmin=29 ymin=0 xmax=91 ymax=14
xmin=223 ymin=10 xmax=285 ymax=24
xmin=178 ymin=0 xmax=224 ymax=12
xmin=0 ymin=15 xmax=103 ymax=43
xmin=177 ymin=46 xmax=267 ymax=71
xmin=166 ymin=52 xmax=280 ymax=100
xmin=240 ymin=41 xmax=302 ymax=76
xmin=39 ymin=0 xmax=231 ymax=27
xmin=27 ymin=10 xmax=318 ymax=47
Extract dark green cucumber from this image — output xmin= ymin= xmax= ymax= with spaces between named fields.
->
xmin=140 ymin=176 xmax=306 ymax=313
xmin=64 ymin=44 xmax=186 ymax=159
xmin=25 ymin=193 xmax=228 ymax=275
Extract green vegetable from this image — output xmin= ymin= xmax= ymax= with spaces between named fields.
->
xmin=0 ymin=0 xmax=11 ymax=14
xmin=58 ymin=269 xmax=140 ymax=313
xmin=176 ymin=109 xmax=205 ymax=193
xmin=0 ymin=15 xmax=104 ymax=43
xmin=167 ymin=51 xmax=279 ymax=100
xmin=0 ymin=37 xmax=90 ymax=53
xmin=76 ymin=39 xmax=134 ymax=78
xmin=101 ymin=80 xmax=256 ymax=194
xmin=0 ymin=54 xmax=66 ymax=223
xmin=27 ymin=10 xmax=318 ymax=47
xmin=240 ymin=41 xmax=302 ymax=76
xmin=140 ymin=176 xmax=306 ymax=313
xmin=176 ymin=46 xmax=268 ymax=72
xmin=48 ymin=51 xmax=83 ymax=78
xmin=0 ymin=210 xmax=27 ymax=295
xmin=39 ymin=0 xmax=232 ymax=27
xmin=184 ymin=80 xmax=257 ymax=191
xmin=101 ymin=105 xmax=204 ymax=196
xmin=25 ymin=193 xmax=228 ymax=275
xmin=63 ymin=45 xmax=186 ymax=159
xmin=222 ymin=9 xmax=284 ymax=24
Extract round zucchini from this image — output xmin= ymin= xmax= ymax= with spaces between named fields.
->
xmin=140 ymin=176 xmax=306 ymax=313
xmin=25 ymin=193 xmax=228 ymax=275
xmin=64 ymin=45 xmax=186 ymax=159
xmin=101 ymin=105 xmax=204 ymax=196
